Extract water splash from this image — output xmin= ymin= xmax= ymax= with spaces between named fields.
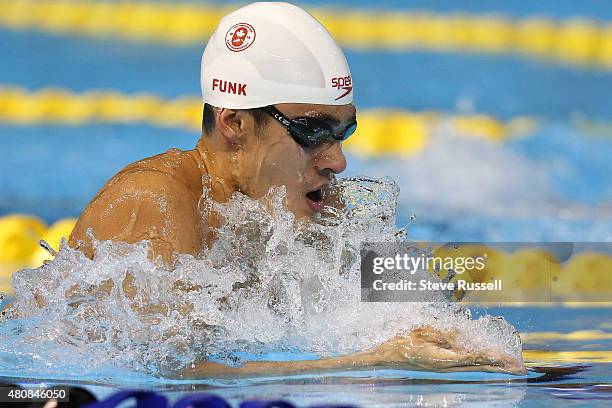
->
xmin=1 ymin=177 xmax=522 ymax=378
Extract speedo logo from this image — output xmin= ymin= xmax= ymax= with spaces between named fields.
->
xmin=212 ymin=78 xmax=247 ymax=96
xmin=331 ymin=75 xmax=352 ymax=100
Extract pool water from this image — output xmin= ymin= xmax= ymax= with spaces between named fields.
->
xmin=1 ymin=307 xmax=610 ymax=407
xmin=1 ymin=0 xmax=611 ymax=406
xmin=0 ymin=175 xmax=608 ymax=405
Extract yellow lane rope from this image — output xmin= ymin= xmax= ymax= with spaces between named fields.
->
xmin=2 ymin=215 xmax=611 ymax=300
xmin=462 ymin=302 xmax=612 ymax=308
xmin=522 ymin=330 xmax=612 ymax=342
xmin=523 ymin=350 xmax=612 ymax=363
xmin=1 ymin=0 xmax=612 ymax=69
xmin=0 ymin=86 xmax=537 ymax=157
xmin=523 ymin=330 xmax=612 ymax=364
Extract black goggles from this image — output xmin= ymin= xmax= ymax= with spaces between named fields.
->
xmin=260 ymin=105 xmax=357 ymax=148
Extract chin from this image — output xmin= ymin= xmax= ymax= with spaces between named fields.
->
xmin=286 ymin=201 xmax=316 ymax=221
xmin=290 ymin=208 xmax=313 ymax=221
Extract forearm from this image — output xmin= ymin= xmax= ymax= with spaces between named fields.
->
xmin=178 ymin=328 xmax=527 ymax=379
xmin=180 ymin=353 xmax=378 ymax=379
xmin=179 ymin=342 xmax=430 ymax=379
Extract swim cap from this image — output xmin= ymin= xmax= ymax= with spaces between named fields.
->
xmin=200 ymin=2 xmax=353 ymax=109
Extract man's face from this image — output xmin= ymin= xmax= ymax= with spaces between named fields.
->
xmin=238 ymin=103 xmax=356 ymax=220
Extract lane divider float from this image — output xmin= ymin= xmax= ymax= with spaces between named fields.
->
xmin=1 ymin=214 xmax=610 ymax=301
xmin=0 ymin=86 xmax=537 ymax=157
xmin=1 ymin=0 xmax=612 ymax=69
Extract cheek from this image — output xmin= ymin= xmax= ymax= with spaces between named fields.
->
xmin=258 ymin=141 xmax=309 ymax=190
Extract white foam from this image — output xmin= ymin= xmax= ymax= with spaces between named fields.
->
xmin=348 ymin=129 xmax=558 ymax=217
xmin=1 ymin=177 xmax=522 ymax=377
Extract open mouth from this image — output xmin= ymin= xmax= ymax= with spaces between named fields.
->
xmin=305 ymin=188 xmax=324 ymax=212
xmin=306 ymin=189 xmax=323 ymax=203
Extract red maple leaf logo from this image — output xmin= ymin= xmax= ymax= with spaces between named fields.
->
xmin=232 ymin=29 xmax=247 ymax=46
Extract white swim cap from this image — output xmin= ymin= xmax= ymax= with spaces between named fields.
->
xmin=200 ymin=2 xmax=353 ymax=109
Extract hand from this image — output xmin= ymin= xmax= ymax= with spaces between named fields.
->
xmin=363 ymin=326 xmax=527 ymax=375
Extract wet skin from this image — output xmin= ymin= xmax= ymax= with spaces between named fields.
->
xmin=182 ymin=326 xmax=527 ymax=377
xmin=61 ymin=102 xmax=525 ymax=376
xmin=68 ymin=103 xmax=354 ymax=262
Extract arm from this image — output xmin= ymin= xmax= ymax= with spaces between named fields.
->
xmin=179 ymin=326 xmax=527 ymax=379
xmin=69 ymin=170 xmax=204 ymax=264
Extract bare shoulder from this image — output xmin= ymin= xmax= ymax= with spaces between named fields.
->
xmin=69 ymin=150 xmax=206 ymax=262
xmin=94 ymin=149 xmax=204 ymax=200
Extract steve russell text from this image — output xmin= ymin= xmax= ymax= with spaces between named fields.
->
xmin=372 ymin=279 xmax=502 ymax=292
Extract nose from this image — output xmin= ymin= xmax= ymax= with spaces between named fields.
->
xmin=314 ymin=142 xmax=347 ymax=174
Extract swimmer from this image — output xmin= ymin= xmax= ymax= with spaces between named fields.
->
xmin=29 ymin=2 xmax=527 ymax=375
xmin=68 ymin=2 xmax=357 ymax=263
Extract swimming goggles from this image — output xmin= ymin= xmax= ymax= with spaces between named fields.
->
xmin=260 ymin=105 xmax=357 ymax=148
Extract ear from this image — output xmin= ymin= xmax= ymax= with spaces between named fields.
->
xmin=216 ymin=108 xmax=251 ymax=145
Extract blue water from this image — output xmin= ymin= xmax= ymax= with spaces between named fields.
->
xmin=171 ymin=0 xmax=612 ymax=20
xmin=1 ymin=306 xmax=610 ymax=407
xmin=295 ymin=0 xmax=612 ymax=20
xmin=3 ymin=29 xmax=612 ymax=119
xmin=1 ymin=0 xmax=611 ymax=406
xmin=2 ymin=122 xmax=611 ymax=241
